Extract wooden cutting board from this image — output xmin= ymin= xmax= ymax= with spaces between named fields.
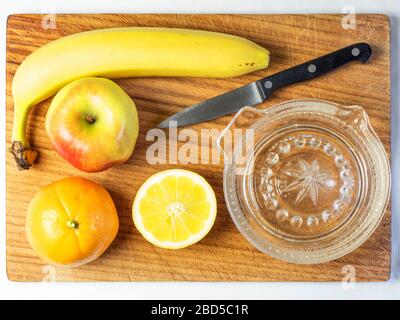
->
xmin=6 ymin=14 xmax=391 ymax=282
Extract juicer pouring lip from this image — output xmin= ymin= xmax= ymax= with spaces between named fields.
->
xmin=222 ymin=99 xmax=390 ymax=264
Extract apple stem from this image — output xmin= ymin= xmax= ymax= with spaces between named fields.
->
xmin=66 ymin=219 xmax=79 ymax=229
xmin=86 ymin=114 xmax=96 ymax=124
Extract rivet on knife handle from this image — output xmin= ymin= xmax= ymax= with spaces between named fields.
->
xmin=158 ymin=42 xmax=372 ymax=128
xmin=259 ymin=42 xmax=372 ymax=98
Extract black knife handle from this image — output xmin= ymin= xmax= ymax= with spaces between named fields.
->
xmin=258 ymin=42 xmax=372 ymax=98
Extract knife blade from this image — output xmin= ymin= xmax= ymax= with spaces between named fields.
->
xmin=157 ymin=42 xmax=372 ymax=128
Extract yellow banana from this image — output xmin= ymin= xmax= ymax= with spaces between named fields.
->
xmin=11 ymin=27 xmax=269 ymax=169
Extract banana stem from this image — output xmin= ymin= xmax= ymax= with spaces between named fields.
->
xmin=10 ymin=103 xmax=38 ymax=170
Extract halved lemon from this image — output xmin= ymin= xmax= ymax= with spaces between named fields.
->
xmin=133 ymin=169 xmax=217 ymax=249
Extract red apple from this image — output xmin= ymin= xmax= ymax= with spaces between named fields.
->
xmin=45 ymin=77 xmax=139 ymax=172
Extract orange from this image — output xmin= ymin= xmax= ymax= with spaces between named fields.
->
xmin=26 ymin=177 xmax=119 ymax=267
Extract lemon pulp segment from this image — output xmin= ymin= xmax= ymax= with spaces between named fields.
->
xmin=133 ymin=169 xmax=217 ymax=249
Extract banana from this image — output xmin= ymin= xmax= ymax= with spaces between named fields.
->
xmin=11 ymin=27 xmax=269 ymax=169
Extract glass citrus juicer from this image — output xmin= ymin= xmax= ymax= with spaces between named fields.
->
xmin=217 ymin=99 xmax=390 ymax=264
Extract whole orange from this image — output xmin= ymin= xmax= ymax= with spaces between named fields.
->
xmin=26 ymin=177 xmax=119 ymax=267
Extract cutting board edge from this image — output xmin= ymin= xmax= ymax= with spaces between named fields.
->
xmin=5 ymin=13 xmax=392 ymax=282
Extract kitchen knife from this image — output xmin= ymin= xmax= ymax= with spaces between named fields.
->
xmin=157 ymin=42 xmax=372 ymax=128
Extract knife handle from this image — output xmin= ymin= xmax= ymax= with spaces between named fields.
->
xmin=258 ymin=42 xmax=372 ymax=98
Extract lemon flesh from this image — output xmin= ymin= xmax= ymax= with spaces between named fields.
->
xmin=133 ymin=169 xmax=217 ymax=249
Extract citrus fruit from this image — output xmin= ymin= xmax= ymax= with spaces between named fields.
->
xmin=133 ymin=169 xmax=217 ymax=249
xmin=26 ymin=177 xmax=119 ymax=267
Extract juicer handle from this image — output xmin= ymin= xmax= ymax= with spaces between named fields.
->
xmin=257 ymin=43 xmax=372 ymax=98
xmin=216 ymin=106 xmax=263 ymax=174
xmin=216 ymin=106 xmax=249 ymax=158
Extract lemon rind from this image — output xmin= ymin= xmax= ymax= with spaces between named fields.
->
xmin=132 ymin=169 xmax=217 ymax=249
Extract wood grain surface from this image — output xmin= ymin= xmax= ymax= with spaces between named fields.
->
xmin=6 ymin=14 xmax=391 ymax=281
